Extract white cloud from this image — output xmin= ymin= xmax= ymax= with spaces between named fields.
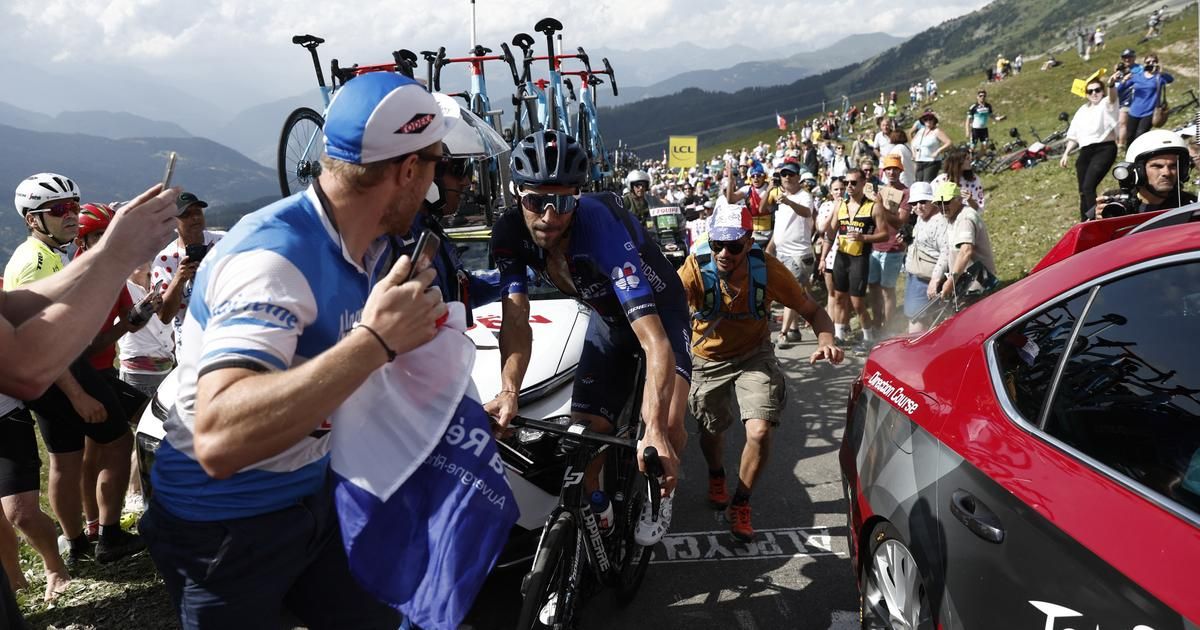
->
xmin=1 ymin=0 xmax=990 ymax=110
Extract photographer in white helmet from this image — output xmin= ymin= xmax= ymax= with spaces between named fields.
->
xmin=1093 ymin=129 xmax=1197 ymax=219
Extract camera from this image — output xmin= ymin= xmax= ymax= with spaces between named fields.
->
xmin=899 ymin=212 xmax=917 ymax=245
xmin=1100 ymin=162 xmax=1141 ymax=217
xmin=185 ymin=243 xmax=209 ymax=264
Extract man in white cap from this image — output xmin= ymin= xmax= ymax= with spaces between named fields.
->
xmin=764 ymin=159 xmax=816 ymax=347
xmin=678 ymin=205 xmax=841 ymax=542
xmin=901 ymin=182 xmax=948 ymax=333
xmin=140 ymin=72 xmax=452 ymax=628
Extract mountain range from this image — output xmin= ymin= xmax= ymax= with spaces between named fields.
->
xmin=598 ymin=0 xmax=1140 ymax=153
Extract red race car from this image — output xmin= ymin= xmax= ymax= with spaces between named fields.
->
xmin=840 ymin=207 xmax=1200 ymax=628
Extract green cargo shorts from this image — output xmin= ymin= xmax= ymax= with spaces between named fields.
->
xmin=688 ymin=343 xmax=787 ymax=434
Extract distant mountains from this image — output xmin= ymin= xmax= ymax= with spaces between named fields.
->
xmin=599 ymin=0 xmax=1132 ymax=153
xmin=0 ymin=124 xmax=277 ymax=261
xmin=610 ymin=33 xmax=908 ymax=105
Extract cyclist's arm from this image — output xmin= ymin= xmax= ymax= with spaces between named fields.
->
xmin=628 ymin=314 xmax=674 ymax=433
xmin=491 ymin=291 xmax=532 ymax=427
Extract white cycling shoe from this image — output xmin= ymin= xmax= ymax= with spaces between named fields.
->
xmin=538 ymin=592 xmax=558 ymax=625
xmin=633 ymin=491 xmax=674 ymax=546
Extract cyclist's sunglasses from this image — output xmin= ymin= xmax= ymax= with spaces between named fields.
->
xmin=710 ymin=240 xmax=746 ymax=255
xmin=519 ymin=191 xmax=580 ymax=215
xmin=31 ymin=200 xmax=80 ymax=218
xmin=436 ymin=156 xmax=474 ymax=179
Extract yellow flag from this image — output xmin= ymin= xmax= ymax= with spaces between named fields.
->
xmin=1071 ymin=68 xmax=1109 ymax=98
xmin=668 ymin=136 xmax=698 ymax=169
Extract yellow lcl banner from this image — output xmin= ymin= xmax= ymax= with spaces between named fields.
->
xmin=668 ymin=136 xmax=698 ymax=169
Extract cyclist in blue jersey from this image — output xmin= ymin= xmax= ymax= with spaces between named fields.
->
xmin=140 ymin=73 xmax=450 ymax=629
xmin=486 ymin=130 xmax=691 ymax=545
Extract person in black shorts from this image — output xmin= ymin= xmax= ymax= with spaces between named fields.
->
xmin=0 ymin=400 xmax=74 ymax=603
xmin=830 ymin=169 xmax=890 ymax=344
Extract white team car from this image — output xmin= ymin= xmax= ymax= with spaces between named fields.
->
xmin=134 ymin=227 xmax=588 ymax=565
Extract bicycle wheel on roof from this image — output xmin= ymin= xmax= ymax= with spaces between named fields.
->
xmin=277 ymin=107 xmax=326 ymax=198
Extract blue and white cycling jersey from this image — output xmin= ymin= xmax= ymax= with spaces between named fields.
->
xmin=152 ymin=187 xmax=390 ymax=522
xmin=490 ymin=192 xmax=688 ymax=324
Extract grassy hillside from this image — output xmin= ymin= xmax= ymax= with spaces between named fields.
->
xmin=706 ymin=5 xmax=1198 ymax=283
xmin=601 ymin=0 xmax=1180 ymax=153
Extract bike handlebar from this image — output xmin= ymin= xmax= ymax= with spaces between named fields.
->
xmin=433 ymin=46 xmax=447 ymax=92
xmin=602 ymin=58 xmax=618 ymax=96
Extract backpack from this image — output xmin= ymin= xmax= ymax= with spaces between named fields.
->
xmin=691 ymin=241 xmax=768 ymax=322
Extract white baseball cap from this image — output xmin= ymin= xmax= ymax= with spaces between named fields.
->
xmin=324 ymin=73 xmax=454 ymax=165
xmin=908 ymin=181 xmax=935 ymax=203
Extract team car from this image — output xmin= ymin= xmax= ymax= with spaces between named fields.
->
xmin=840 ymin=206 xmax=1200 ymax=628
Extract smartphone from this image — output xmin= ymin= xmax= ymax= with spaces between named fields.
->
xmin=162 ymin=152 xmax=177 ymax=189
xmin=185 ymin=243 xmax=208 ymax=264
xmin=403 ymin=231 xmax=441 ymax=282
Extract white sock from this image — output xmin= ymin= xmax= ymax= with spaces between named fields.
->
xmin=835 ymin=324 xmax=846 ymax=339
xmin=863 ymin=328 xmax=874 ymax=342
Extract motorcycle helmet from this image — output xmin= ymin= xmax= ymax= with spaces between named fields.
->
xmin=625 ymin=169 xmax=652 ymax=187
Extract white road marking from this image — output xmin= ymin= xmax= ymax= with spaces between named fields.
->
xmin=651 ymin=526 xmax=848 ymax=564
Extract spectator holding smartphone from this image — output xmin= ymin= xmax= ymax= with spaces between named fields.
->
xmin=1117 ymin=53 xmax=1173 ymax=144
xmin=154 ymin=192 xmax=224 ymax=356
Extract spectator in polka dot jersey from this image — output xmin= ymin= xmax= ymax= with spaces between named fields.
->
xmin=153 ymin=192 xmax=223 ymax=356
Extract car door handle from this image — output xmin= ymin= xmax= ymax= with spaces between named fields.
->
xmin=950 ymin=489 xmax=1006 ymax=544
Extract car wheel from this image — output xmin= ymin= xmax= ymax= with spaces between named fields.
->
xmin=860 ymin=521 xmax=935 ymax=630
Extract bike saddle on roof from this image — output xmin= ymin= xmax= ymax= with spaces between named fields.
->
xmin=472 ymin=45 xmax=493 ymax=56
xmin=535 ymin=18 xmax=563 ymax=35
xmin=512 ymin=33 xmax=535 ymax=52
xmin=292 ymin=34 xmax=324 ymax=47
xmin=396 ymin=49 xmax=418 ymax=64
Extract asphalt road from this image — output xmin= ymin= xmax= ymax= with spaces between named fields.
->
xmin=467 ymin=330 xmax=865 ymax=630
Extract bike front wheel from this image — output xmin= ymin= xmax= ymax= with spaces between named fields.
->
xmin=517 ymin=512 xmax=579 ymax=630
xmin=277 ymin=107 xmax=325 ymax=198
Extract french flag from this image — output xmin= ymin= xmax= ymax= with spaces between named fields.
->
xmin=330 ymin=303 xmax=519 ymax=630
xmin=776 ymin=112 xmax=787 ymax=130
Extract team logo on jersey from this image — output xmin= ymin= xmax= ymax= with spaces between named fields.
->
xmin=611 ymin=263 xmax=640 ymax=291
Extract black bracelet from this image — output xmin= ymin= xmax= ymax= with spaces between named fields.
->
xmin=352 ymin=322 xmax=396 ymax=362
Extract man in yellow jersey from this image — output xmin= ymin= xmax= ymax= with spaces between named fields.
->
xmin=828 ymin=168 xmax=890 ymax=346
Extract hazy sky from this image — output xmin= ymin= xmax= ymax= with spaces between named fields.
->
xmin=1 ymin=0 xmax=991 ymax=109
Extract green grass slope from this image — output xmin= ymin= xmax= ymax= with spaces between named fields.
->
xmin=707 ymin=5 xmax=1198 ymax=283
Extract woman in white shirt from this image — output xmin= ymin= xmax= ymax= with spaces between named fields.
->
xmin=1060 ymin=77 xmax=1119 ymax=221
xmin=911 ymin=112 xmax=953 ymax=182
xmin=932 ymin=149 xmax=986 ymax=212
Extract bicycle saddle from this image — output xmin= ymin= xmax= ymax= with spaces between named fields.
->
xmin=396 ymin=49 xmax=418 ymax=64
xmin=292 ymin=34 xmax=325 ymax=47
xmin=535 ymin=18 xmax=564 ymax=35
xmin=472 ymin=45 xmax=493 ymax=56
xmin=589 ymin=76 xmax=604 ymax=87
xmin=512 ymin=33 xmax=535 ymax=53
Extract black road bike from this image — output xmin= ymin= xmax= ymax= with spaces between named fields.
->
xmin=509 ymin=393 xmax=663 ymax=629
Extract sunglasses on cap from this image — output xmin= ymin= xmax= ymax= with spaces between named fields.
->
xmin=710 ymin=240 xmax=746 ymax=255
xmin=32 ymin=200 xmax=80 ymax=218
xmin=435 ymin=156 xmax=473 ymax=179
xmin=519 ymin=190 xmax=580 ymax=215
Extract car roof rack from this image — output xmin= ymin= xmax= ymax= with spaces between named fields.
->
xmin=1127 ymin=201 xmax=1200 ymax=235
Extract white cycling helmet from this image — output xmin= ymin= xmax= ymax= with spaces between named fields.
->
xmin=1126 ymin=129 xmax=1189 ymax=164
xmin=14 ymin=173 xmax=80 ymax=218
xmin=625 ymin=169 xmax=651 ymax=186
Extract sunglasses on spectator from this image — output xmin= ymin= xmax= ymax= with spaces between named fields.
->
xmin=32 ymin=200 xmax=80 ymax=217
xmin=846 ymin=179 xmax=863 ymax=185
xmin=781 ymin=171 xmax=799 ymax=177
xmin=1086 ymin=87 xmax=1105 ymax=95
xmin=436 ymin=156 xmax=473 ymax=179
xmin=519 ymin=190 xmax=580 ymax=215
xmin=710 ymin=240 xmax=746 ymax=255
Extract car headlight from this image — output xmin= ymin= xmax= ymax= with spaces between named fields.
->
xmin=516 ymin=415 xmax=573 ymax=444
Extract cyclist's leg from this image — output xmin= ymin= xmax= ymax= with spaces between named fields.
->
xmin=26 ymin=385 xmax=88 ymax=543
xmin=72 ymin=366 xmax=135 ymax=531
xmin=571 ymin=316 xmax=637 ymax=493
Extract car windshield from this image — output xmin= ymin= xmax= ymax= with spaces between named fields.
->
xmin=451 ymin=236 xmax=565 ymax=300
